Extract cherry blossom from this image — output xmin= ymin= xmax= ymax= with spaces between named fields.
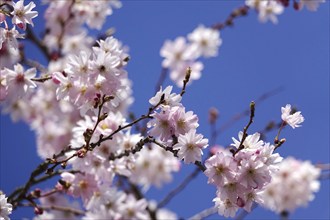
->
xmin=231 ymin=131 xmax=264 ymax=150
xmin=0 ymin=193 xmax=12 ymax=220
xmin=173 ymin=129 xmax=208 ymax=164
xmin=0 ymin=27 xmax=24 ymax=51
xmin=11 ymin=0 xmax=38 ymax=30
xmin=2 ymin=63 xmax=36 ymax=99
xmin=149 ymin=85 xmax=182 ymax=107
xmin=148 ymin=105 xmax=174 ymax=142
xmin=187 ymin=25 xmax=222 ymax=58
xmin=60 ymin=172 xmax=99 ymax=205
xmin=204 ymin=152 xmax=237 ymax=186
xmin=160 ymin=37 xmax=196 ymax=69
xmin=169 ymin=61 xmax=203 ymax=88
xmin=259 ymin=157 xmax=321 ymax=214
xmin=213 ymin=197 xmax=239 ymax=218
xmin=129 ymin=145 xmax=180 ymax=188
xmin=0 ymin=1 xmax=326 ymax=219
xmin=299 ymin=0 xmax=326 ymax=11
xmin=281 ymin=104 xmax=304 ymax=129
xmin=117 ymin=194 xmax=149 ymax=220
xmin=206 ymin=132 xmax=282 ymax=217
xmin=246 ymin=0 xmax=284 ymax=24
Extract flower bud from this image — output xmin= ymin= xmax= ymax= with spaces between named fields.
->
xmin=34 ymin=207 xmax=43 ymax=215
xmin=209 ymin=107 xmax=219 ymax=124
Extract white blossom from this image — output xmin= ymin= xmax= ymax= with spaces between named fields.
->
xmin=259 ymin=157 xmax=321 ymax=214
xmin=11 ymin=0 xmax=38 ymax=30
xmin=188 ymin=25 xmax=222 ymax=58
xmin=0 ymin=194 xmax=12 ymax=220
xmin=173 ymin=129 xmax=208 ymax=164
xmin=281 ymin=104 xmax=304 ymax=129
xmin=299 ymin=0 xmax=325 ymax=11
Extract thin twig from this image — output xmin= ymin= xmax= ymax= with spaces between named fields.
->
xmin=211 ymin=5 xmax=250 ymax=31
xmin=188 ymin=206 xmax=218 ymax=220
xmin=216 ymin=87 xmax=283 ymax=137
xmin=155 ymin=67 xmax=168 ymax=93
xmin=19 ymin=203 xmax=85 ymax=216
xmin=25 ymin=26 xmax=50 ymax=60
xmin=158 ymin=167 xmax=201 ymax=208
xmin=233 ymin=101 xmax=255 ymax=156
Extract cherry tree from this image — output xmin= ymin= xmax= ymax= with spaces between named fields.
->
xmin=0 ymin=0 xmax=329 ymax=219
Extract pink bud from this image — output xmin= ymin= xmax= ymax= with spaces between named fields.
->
xmin=236 ymin=197 xmax=245 ymax=208
xmin=34 ymin=207 xmax=43 ymax=215
xmin=52 ymin=72 xmax=61 ymax=84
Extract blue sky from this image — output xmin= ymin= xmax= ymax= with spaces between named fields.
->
xmin=1 ymin=1 xmax=329 ymax=219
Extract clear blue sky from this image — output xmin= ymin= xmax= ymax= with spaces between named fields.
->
xmin=1 ymin=1 xmax=329 ymax=219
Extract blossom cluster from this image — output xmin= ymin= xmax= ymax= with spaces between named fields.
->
xmin=246 ymin=0 xmax=325 ymax=24
xmin=43 ymin=0 xmax=121 ymax=54
xmin=52 ymin=36 xmax=131 ymax=116
xmin=0 ymin=0 xmax=38 ymax=68
xmin=67 ymin=112 xmax=181 ymax=190
xmin=0 ymin=1 xmax=326 ymax=219
xmin=160 ymin=25 xmax=221 ymax=87
xmin=259 ymin=157 xmax=321 ymax=214
xmin=33 ymin=188 xmax=177 ymax=220
xmin=205 ymin=133 xmax=283 ymax=217
xmin=148 ymin=86 xmax=208 ymax=164
xmin=26 ymin=107 xmax=181 ymax=218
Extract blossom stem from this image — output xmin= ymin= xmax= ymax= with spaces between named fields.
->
xmin=216 ymin=87 xmax=283 ymax=136
xmin=233 ymin=101 xmax=255 ymax=156
xmin=211 ymin=5 xmax=250 ymax=30
xmin=19 ymin=203 xmax=85 ymax=216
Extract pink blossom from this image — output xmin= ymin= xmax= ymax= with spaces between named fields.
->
xmin=148 ymin=106 xmax=175 ymax=142
xmin=173 ymin=129 xmax=208 ymax=164
xmin=187 ymin=25 xmax=222 ymax=58
xmin=4 ymin=64 xmax=36 ymax=99
xmin=204 ymin=152 xmax=237 ymax=186
xmin=11 ymin=0 xmax=38 ymax=30
xmin=281 ymin=104 xmax=304 ymax=129
xmin=149 ymin=85 xmax=182 ymax=107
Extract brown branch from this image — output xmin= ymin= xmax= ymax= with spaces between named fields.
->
xmin=90 ymin=95 xmax=165 ymax=149
xmin=108 ymin=136 xmax=153 ymax=160
xmin=19 ymin=203 xmax=85 ymax=216
xmin=8 ymin=169 xmax=79 ymax=208
xmin=25 ymin=26 xmax=51 ymax=60
xmin=155 ymin=67 xmax=168 ymax=93
xmin=158 ymin=167 xmax=201 ymax=208
xmin=232 ymin=101 xmax=255 ymax=156
xmin=8 ymin=95 xmax=165 ymax=208
xmin=211 ymin=5 xmax=250 ymax=31
xmin=216 ymin=87 xmax=283 ymax=137
xmin=31 ymin=76 xmax=52 ymax=83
